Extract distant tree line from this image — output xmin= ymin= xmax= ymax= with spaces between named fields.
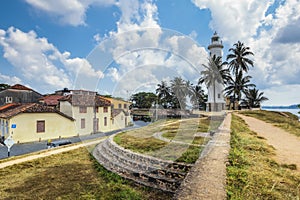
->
xmin=130 ymin=77 xmax=207 ymax=110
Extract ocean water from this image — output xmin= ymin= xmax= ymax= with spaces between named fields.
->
xmin=262 ymin=108 xmax=300 ymax=119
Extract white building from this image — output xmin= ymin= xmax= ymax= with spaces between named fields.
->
xmin=206 ymin=32 xmax=226 ymax=112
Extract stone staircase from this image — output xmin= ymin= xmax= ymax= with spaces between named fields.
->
xmin=93 ymin=136 xmax=194 ymax=193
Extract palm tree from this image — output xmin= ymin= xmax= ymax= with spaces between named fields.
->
xmin=156 ymin=81 xmax=171 ymax=108
xmin=189 ymin=84 xmax=207 ymax=110
xmin=242 ymin=88 xmax=268 ymax=108
xmin=227 ymin=41 xmax=254 ymax=76
xmin=170 ymin=77 xmax=187 ymax=109
xmin=199 ymin=55 xmax=230 ymax=110
xmin=224 ymin=71 xmax=256 ymax=104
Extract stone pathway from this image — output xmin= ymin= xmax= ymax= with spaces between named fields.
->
xmin=237 ymin=114 xmax=300 ymax=171
xmin=174 ymin=113 xmax=231 ymax=200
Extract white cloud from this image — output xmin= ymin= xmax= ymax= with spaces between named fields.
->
xmin=193 ymin=0 xmax=300 ymax=105
xmin=192 ymin=0 xmax=274 ymax=43
xmin=25 ymin=0 xmax=116 ymax=26
xmin=0 ymin=73 xmax=22 ymax=85
xmin=0 ymin=27 xmax=102 ymax=93
xmin=86 ymin=0 xmax=209 ymax=98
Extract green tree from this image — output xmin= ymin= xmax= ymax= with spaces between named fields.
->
xmin=224 ymin=71 xmax=256 ymax=103
xmin=189 ymin=84 xmax=207 ymax=110
xmin=227 ymin=41 xmax=254 ymax=76
xmin=170 ymin=77 xmax=188 ymax=109
xmin=199 ymin=55 xmax=230 ymax=110
xmin=241 ymin=88 xmax=268 ymax=108
xmin=156 ymin=81 xmax=171 ymax=108
xmin=130 ymin=92 xmax=157 ymax=109
xmin=0 ymin=83 xmax=10 ymax=91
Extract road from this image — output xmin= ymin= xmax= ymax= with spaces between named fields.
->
xmin=0 ymin=121 xmax=149 ymax=159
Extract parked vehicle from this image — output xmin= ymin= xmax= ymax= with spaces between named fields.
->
xmin=48 ymin=140 xmax=72 ymax=148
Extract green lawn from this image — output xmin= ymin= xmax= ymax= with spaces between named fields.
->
xmin=114 ymin=117 xmax=224 ymax=164
xmin=0 ymin=147 xmax=172 ymax=199
xmin=227 ymin=114 xmax=300 ymax=199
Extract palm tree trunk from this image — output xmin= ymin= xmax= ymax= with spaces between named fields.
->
xmin=213 ymin=81 xmax=216 ymax=111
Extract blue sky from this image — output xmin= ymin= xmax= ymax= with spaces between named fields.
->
xmin=0 ymin=0 xmax=299 ymax=106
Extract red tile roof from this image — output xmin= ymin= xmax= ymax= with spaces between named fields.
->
xmin=0 ymin=103 xmax=74 ymax=120
xmin=59 ymin=95 xmax=111 ymax=107
xmin=39 ymin=95 xmax=64 ymax=106
xmin=10 ymin=84 xmax=33 ymax=91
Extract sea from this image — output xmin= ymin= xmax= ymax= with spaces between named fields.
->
xmin=262 ymin=108 xmax=300 ymax=119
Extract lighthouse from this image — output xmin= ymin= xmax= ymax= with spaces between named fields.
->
xmin=206 ymin=32 xmax=226 ymax=112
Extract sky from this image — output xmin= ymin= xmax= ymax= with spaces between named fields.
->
xmin=0 ymin=0 xmax=299 ymax=106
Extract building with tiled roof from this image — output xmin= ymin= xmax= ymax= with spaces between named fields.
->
xmin=0 ymin=103 xmax=76 ymax=144
xmin=39 ymin=95 xmax=64 ymax=108
xmin=58 ymin=90 xmax=129 ymax=135
xmin=0 ymin=84 xmax=42 ymax=106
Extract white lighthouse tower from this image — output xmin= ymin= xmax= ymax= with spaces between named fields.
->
xmin=206 ymin=32 xmax=226 ymax=112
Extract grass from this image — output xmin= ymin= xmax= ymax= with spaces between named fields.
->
xmin=240 ymin=110 xmax=300 ymax=137
xmin=227 ymin=114 xmax=300 ymax=199
xmin=114 ymin=117 xmax=224 ymax=164
xmin=0 ymin=147 xmax=172 ymax=199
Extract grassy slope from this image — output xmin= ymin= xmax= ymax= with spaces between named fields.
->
xmin=240 ymin=110 xmax=300 ymax=137
xmin=114 ymin=117 xmax=223 ymax=164
xmin=0 ymin=147 xmax=172 ymax=200
xmin=227 ymin=114 xmax=300 ymax=199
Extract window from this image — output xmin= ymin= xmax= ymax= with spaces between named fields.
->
xmin=124 ymin=104 xmax=127 ymax=109
xmin=81 ymin=118 xmax=85 ymax=129
xmin=218 ymin=93 xmax=221 ymax=99
xmin=104 ymin=117 xmax=107 ymax=126
xmin=37 ymin=120 xmax=45 ymax=133
xmin=95 ymin=107 xmax=99 ymax=113
xmin=103 ymin=107 xmax=108 ymax=113
xmin=118 ymin=104 xmax=122 ymax=109
xmin=79 ymin=106 xmax=87 ymax=113
xmin=5 ymin=97 xmax=12 ymax=104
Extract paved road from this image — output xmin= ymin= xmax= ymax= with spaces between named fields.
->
xmin=0 ymin=121 xmax=149 ymax=159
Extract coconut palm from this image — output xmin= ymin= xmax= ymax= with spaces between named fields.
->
xmin=189 ymin=84 xmax=207 ymax=110
xmin=170 ymin=77 xmax=187 ymax=109
xmin=199 ymin=55 xmax=230 ymax=109
xmin=156 ymin=81 xmax=171 ymax=108
xmin=227 ymin=41 xmax=254 ymax=76
xmin=242 ymin=88 xmax=268 ymax=108
xmin=224 ymin=71 xmax=256 ymax=105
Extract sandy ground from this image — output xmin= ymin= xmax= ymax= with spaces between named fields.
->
xmin=237 ymin=114 xmax=300 ymax=171
xmin=175 ymin=113 xmax=231 ymax=200
xmin=0 ymin=139 xmax=104 ymax=169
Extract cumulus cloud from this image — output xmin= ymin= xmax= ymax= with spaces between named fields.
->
xmin=87 ymin=0 xmax=208 ymax=97
xmin=0 ymin=27 xmax=102 ymax=93
xmin=192 ymin=0 xmax=300 ymax=105
xmin=0 ymin=73 xmax=22 ymax=85
xmin=192 ymin=0 xmax=274 ymax=43
xmin=25 ymin=0 xmax=116 ymax=26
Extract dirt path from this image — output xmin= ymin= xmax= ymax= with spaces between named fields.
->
xmin=237 ymin=114 xmax=300 ymax=170
xmin=0 ymin=139 xmax=104 ymax=169
xmin=175 ymin=113 xmax=231 ymax=200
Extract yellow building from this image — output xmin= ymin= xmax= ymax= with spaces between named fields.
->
xmin=59 ymin=90 xmax=127 ymax=135
xmin=101 ymin=96 xmax=132 ymax=126
xmin=0 ymin=103 xmax=76 ymax=144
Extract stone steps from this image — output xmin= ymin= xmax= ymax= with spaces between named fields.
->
xmin=93 ymin=136 xmax=194 ymax=193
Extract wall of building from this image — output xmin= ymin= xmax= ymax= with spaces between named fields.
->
xmin=96 ymin=106 xmax=112 ymax=132
xmin=111 ymin=111 xmax=126 ymax=130
xmin=6 ymin=113 xmax=76 ymax=143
